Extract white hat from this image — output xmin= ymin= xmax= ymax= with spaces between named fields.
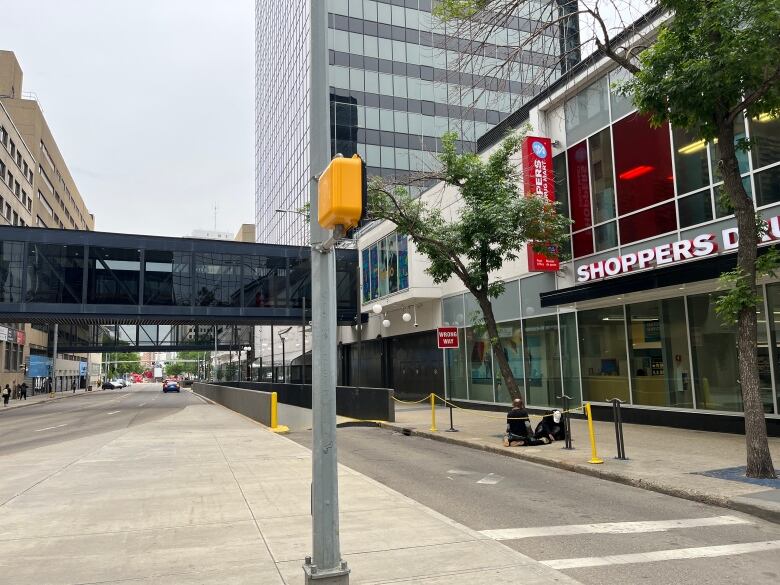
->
xmin=553 ymin=410 xmax=561 ymax=424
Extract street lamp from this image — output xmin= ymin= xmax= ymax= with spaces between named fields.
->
xmin=278 ymin=328 xmax=291 ymax=383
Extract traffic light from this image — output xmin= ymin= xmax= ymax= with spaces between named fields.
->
xmin=318 ymin=154 xmax=366 ymax=230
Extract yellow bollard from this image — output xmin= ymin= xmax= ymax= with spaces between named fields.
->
xmin=585 ymin=402 xmax=603 ymax=464
xmin=430 ymin=392 xmax=437 ymax=432
xmin=269 ymin=391 xmax=289 ymax=433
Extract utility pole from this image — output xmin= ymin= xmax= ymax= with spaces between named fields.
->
xmin=304 ymin=0 xmax=349 ymax=582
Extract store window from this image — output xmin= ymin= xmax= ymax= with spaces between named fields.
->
xmin=754 ymin=164 xmax=780 ymax=207
xmin=589 ymin=128 xmax=616 ymax=224
xmin=493 ymin=320 xmax=524 ymax=403
xmin=567 ymin=140 xmax=592 ymax=231
xmin=559 ymin=312 xmax=582 ymax=405
xmin=444 ymin=329 xmax=468 ymax=400
xmin=715 ymin=178 xmax=751 ymax=218
xmin=572 ymin=229 xmax=594 ymax=258
xmin=749 ymin=113 xmax=780 ymax=170
xmin=523 ymin=315 xmax=562 ymax=407
xmin=565 ymin=76 xmax=610 ymax=144
xmin=578 ymin=306 xmax=630 ymax=403
xmin=627 ymin=299 xmax=693 ymax=408
xmin=687 ymin=293 xmax=741 ymax=411
xmin=673 ymin=126 xmax=710 ymax=195
xmin=709 ymin=115 xmax=749 ymax=182
xmin=764 ymin=283 xmax=780 ymax=413
xmin=618 ymin=202 xmax=677 ymax=245
xmin=363 ymin=233 xmax=409 ymax=300
xmin=613 ymin=114 xmax=674 ymax=214
xmin=609 ymin=67 xmax=634 ymax=121
xmin=678 ymin=189 xmax=713 ymax=228
xmin=467 ymin=326 xmax=494 ymax=402
xmin=595 ymin=221 xmax=618 ymax=251
xmin=756 ymin=294 xmax=775 ymax=414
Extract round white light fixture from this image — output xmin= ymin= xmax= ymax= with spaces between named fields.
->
xmin=372 ymin=303 xmax=383 ymax=314
xmin=382 ymin=319 xmax=391 ymax=328
xmin=402 ymin=312 xmax=412 ymax=322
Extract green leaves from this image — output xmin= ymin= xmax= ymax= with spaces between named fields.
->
xmin=367 ymin=129 xmax=570 ymax=299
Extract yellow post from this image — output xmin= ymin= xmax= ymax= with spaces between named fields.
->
xmin=269 ymin=391 xmax=289 ymax=433
xmin=430 ymin=392 xmax=437 ymax=432
xmin=585 ymin=402 xmax=603 ymax=464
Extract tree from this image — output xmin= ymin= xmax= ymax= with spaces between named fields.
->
xmin=103 ymin=352 xmax=142 ymax=378
xmin=368 ymin=131 xmax=570 ymax=400
xmin=436 ymin=0 xmax=779 ymax=478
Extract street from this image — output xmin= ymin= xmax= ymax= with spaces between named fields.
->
xmin=0 ymin=383 xmax=200 ymax=456
xmin=290 ymin=426 xmax=780 ymax=585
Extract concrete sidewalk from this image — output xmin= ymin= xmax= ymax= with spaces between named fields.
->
xmin=380 ymin=403 xmax=780 ymax=523
xmin=0 ymin=394 xmax=583 ymax=584
xmin=0 ymin=386 xmax=97 ymax=412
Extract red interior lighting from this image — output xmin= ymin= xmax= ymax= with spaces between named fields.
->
xmin=619 ymin=165 xmax=655 ymax=180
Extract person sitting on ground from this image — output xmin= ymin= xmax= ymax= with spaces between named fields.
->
xmin=534 ymin=409 xmax=566 ymax=444
xmin=503 ymin=397 xmax=532 ymax=447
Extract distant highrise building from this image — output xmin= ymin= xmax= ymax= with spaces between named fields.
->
xmin=255 ymin=0 xmax=573 ymax=245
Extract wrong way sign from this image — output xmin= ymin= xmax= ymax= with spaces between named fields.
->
xmin=437 ymin=327 xmax=459 ymax=349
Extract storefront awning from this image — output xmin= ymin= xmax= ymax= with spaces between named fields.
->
xmin=540 ymin=249 xmax=761 ymax=307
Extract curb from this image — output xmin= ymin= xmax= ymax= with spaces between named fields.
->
xmin=0 ymin=389 xmax=103 ymax=414
xmin=377 ymin=421 xmax=780 ymax=525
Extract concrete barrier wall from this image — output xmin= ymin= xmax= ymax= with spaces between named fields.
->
xmin=193 ymin=383 xmax=272 ymax=426
xmin=217 ymin=381 xmax=395 ymax=422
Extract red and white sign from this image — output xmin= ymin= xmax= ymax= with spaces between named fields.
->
xmin=16 ymin=330 xmax=25 ymax=345
xmin=576 ymin=215 xmax=780 ymax=282
xmin=522 ymin=136 xmax=559 ymax=272
xmin=437 ymin=327 xmax=459 ymax=349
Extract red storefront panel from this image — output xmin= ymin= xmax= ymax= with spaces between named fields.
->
xmin=567 ymin=140 xmax=592 ymax=231
xmin=618 ymin=202 xmax=678 ymax=245
xmin=613 ymin=114 xmax=674 ymax=215
xmin=572 ymin=229 xmax=594 ymax=258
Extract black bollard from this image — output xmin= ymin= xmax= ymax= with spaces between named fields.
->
xmin=610 ymin=398 xmax=627 ymax=460
xmin=556 ymin=393 xmax=573 ymax=450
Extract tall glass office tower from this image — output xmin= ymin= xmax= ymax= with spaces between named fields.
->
xmin=256 ymin=0 xmax=575 ymax=245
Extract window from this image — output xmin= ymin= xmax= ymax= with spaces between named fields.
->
xmin=362 ymin=233 xmax=409 ymax=300
xmin=572 ymin=229 xmax=594 ymax=258
xmin=143 ymin=250 xmax=191 ymax=306
xmin=627 ymin=299 xmax=693 ymax=408
xmin=589 ymin=128 xmax=615 ymax=224
xmin=618 ymin=202 xmax=677 ymax=244
xmin=749 ymin=113 xmax=780 ymax=170
xmin=26 ymin=244 xmax=85 ymax=304
xmin=687 ymin=293 xmax=742 ymax=411
xmin=86 ymin=247 xmax=141 ymax=305
xmin=0 ymin=241 xmax=24 ymax=302
xmin=578 ymin=306 xmax=630 ymax=403
xmin=565 ymin=76 xmax=610 ymax=144
xmin=613 ymin=114 xmax=674 ymax=214
xmin=678 ymin=189 xmax=713 ymax=228
xmin=567 ymin=140 xmax=591 ymax=230
xmin=673 ymin=127 xmax=709 ymax=195
xmin=523 ymin=315 xmax=561 ymax=407
xmin=754 ymin=163 xmax=780 ymax=207
xmin=467 ymin=325 xmax=494 ymax=401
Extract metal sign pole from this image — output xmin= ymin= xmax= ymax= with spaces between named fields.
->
xmin=304 ymin=0 xmax=349 ymax=582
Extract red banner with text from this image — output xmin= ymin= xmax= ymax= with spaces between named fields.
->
xmin=522 ymin=136 xmax=559 ymax=272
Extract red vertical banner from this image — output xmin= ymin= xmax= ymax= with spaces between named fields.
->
xmin=522 ymin=136 xmax=559 ymax=272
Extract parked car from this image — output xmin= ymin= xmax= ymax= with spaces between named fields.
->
xmin=102 ymin=380 xmax=120 ymax=389
xmin=162 ymin=379 xmax=180 ymax=393
xmin=113 ymin=379 xmax=127 ymax=388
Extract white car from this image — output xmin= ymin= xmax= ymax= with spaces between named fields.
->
xmin=113 ymin=379 xmax=127 ymax=388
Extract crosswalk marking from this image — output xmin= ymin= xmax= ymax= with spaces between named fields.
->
xmin=480 ymin=515 xmax=751 ymax=540
xmin=541 ymin=540 xmax=780 ymax=570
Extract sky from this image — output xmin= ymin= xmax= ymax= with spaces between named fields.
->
xmin=0 ymin=0 xmax=254 ymax=237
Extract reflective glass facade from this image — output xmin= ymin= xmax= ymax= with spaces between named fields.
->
xmin=256 ymin=0 xmax=566 ymax=245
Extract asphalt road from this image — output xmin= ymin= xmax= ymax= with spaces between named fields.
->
xmin=0 ymin=383 xmax=202 ymax=455
xmin=289 ymin=426 xmax=780 ymax=585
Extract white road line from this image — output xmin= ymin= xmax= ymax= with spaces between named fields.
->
xmin=138 ymin=402 xmax=146 ymax=407
xmin=476 ymin=473 xmax=504 ymax=485
xmin=446 ymin=469 xmax=475 ymax=476
xmin=106 ymin=411 xmax=120 ymax=415
xmin=542 ymin=540 xmax=780 ymax=570
xmin=34 ymin=423 xmax=68 ymax=432
xmin=480 ymin=515 xmax=751 ymax=540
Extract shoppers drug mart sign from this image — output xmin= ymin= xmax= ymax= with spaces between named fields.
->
xmin=522 ymin=136 xmax=559 ymax=272
xmin=576 ymin=215 xmax=780 ymax=283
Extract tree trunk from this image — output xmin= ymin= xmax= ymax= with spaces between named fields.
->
xmin=474 ymin=291 xmax=523 ymax=401
xmin=718 ymin=120 xmax=777 ymax=479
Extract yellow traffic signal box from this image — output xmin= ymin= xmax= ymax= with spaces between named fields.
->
xmin=318 ymin=154 xmax=365 ymax=230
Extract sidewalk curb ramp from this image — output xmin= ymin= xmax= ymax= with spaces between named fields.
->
xmin=0 ymin=389 xmax=102 ymax=414
xmin=377 ymin=421 xmax=780 ymax=525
